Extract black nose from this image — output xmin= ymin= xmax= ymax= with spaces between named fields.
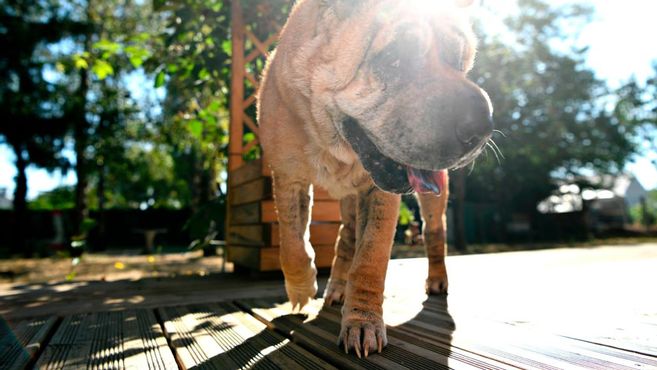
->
xmin=455 ymin=89 xmax=493 ymax=150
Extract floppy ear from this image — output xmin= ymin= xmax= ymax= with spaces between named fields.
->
xmin=454 ymin=0 xmax=475 ymax=8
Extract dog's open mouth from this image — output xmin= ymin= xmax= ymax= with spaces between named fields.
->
xmin=342 ymin=117 xmax=446 ymax=195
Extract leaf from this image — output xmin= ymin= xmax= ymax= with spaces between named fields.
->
xmin=210 ymin=2 xmax=222 ymax=12
xmin=221 ymin=39 xmax=231 ymax=56
xmin=198 ymin=68 xmax=210 ymax=80
xmin=153 ymin=0 xmax=166 ymax=11
xmin=154 ymin=70 xmax=166 ymax=87
xmin=188 ymin=119 xmax=203 ymax=139
xmin=125 ymin=45 xmax=151 ymax=68
xmin=92 ymin=60 xmax=114 ymax=80
xmin=73 ymin=54 xmax=88 ymax=69
xmin=93 ymin=39 xmax=121 ymax=55
xmin=243 ymin=132 xmax=256 ymax=143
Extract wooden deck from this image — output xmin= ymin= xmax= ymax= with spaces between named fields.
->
xmin=2 ymin=244 xmax=656 ymax=369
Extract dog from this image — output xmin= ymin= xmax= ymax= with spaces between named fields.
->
xmin=258 ymin=0 xmax=492 ymax=357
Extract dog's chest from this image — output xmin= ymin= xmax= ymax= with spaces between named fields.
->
xmin=306 ymin=143 xmax=372 ymax=199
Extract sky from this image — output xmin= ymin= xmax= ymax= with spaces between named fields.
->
xmin=1 ymin=0 xmax=657 ymax=201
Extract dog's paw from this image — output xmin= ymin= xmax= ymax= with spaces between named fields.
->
xmin=284 ymin=264 xmax=318 ymax=310
xmin=323 ymin=278 xmax=347 ymax=306
xmin=337 ymin=308 xmax=387 ymax=358
xmin=425 ymin=275 xmax=448 ymax=295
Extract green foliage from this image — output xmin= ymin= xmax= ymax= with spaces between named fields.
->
xmin=4 ymin=0 xmax=657 ymax=254
xmin=29 ymin=186 xmax=76 ymax=210
xmin=398 ymin=201 xmax=415 ymax=226
xmin=629 ymin=190 xmax=657 ymax=226
xmin=465 ymin=0 xmax=656 ymax=215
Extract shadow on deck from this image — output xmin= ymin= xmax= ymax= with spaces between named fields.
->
xmin=2 ymin=244 xmax=657 ymax=369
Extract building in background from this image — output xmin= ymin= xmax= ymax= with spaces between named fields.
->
xmin=0 ymin=188 xmax=11 ymax=210
xmin=538 ymin=174 xmax=647 ymax=232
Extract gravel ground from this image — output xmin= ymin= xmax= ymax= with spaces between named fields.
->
xmin=0 ymin=249 xmax=229 ymax=285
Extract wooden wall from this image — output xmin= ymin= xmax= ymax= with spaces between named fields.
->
xmin=227 ymin=1 xmax=340 ymax=271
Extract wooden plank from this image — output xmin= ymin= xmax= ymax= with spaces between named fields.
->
xmin=240 ymin=297 xmax=512 ymax=370
xmin=231 ymin=200 xmax=341 ymax=225
xmin=229 ymin=159 xmax=269 ymax=188
xmin=228 ymin=244 xmax=335 ymax=272
xmin=158 ymin=302 xmax=337 ymax=369
xmin=230 ymin=202 xmax=261 ymax=225
xmin=262 ymin=200 xmax=341 ymax=223
xmin=35 ymin=310 xmax=177 ymax=370
xmin=554 ymin=321 xmax=657 ymax=358
xmin=260 ymin=244 xmax=335 ymax=271
xmin=229 ymin=223 xmax=340 ymax=247
xmin=238 ymin=296 xmax=657 ymax=370
xmin=227 ymin=157 xmax=336 ymax=202
xmin=314 ymin=186 xmax=336 ymax=201
xmin=0 ymin=316 xmax=58 ymax=370
xmin=229 ymin=177 xmax=335 ymax=206
xmin=231 ymin=177 xmax=271 ymax=206
xmin=227 ymin=245 xmax=262 ymax=271
xmin=271 ymin=223 xmax=340 ymax=247
xmin=228 ymin=224 xmax=267 ymax=246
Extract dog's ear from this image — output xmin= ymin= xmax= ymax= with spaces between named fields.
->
xmin=322 ymin=0 xmax=363 ymax=20
xmin=454 ymin=0 xmax=475 ymax=8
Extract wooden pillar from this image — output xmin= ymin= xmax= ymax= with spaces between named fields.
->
xmin=229 ymin=0 xmax=245 ymax=173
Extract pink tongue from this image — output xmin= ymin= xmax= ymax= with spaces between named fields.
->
xmin=407 ymin=167 xmax=447 ymax=194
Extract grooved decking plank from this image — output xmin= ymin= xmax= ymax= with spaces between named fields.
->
xmin=0 ymin=316 xmax=57 ymax=370
xmin=237 ymin=296 xmax=657 ymax=370
xmin=553 ymin=320 xmax=657 ymax=359
xmin=237 ymin=297 xmax=512 ymax=370
xmin=34 ymin=310 xmax=176 ymax=370
xmin=158 ymin=301 xmax=336 ymax=369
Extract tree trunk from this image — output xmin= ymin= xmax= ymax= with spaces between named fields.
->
xmin=12 ymin=143 xmax=29 ymax=256
xmin=73 ymin=58 xmax=89 ymax=238
xmin=452 ymin=168 xmax=467 ymax=252
xmin=96 ymin=161 xmax=106 ymax=250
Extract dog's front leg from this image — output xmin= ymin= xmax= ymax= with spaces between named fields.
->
xmin=272 ymin=175 xmax=317 ymax=310
xmin=418 ymin=187 xmax=449 ymax=295
xmin=324 ymin=194 xmax=356 ymax=306
xmin=339 ymin=187 xmax=400 ymax=357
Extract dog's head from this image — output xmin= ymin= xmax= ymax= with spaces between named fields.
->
xmin=321 ymin=0 xmax=493 ymax=194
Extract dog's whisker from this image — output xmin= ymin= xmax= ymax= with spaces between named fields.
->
xmin=486 ymin=142 xmax=501 ymax=164
xmin=490 ymin=139 xmax=505 ymax=159
xmin=468 ymin=158 xmax=476 ymax=175
xmin=492 ymin=129 xmax=507 ymax=138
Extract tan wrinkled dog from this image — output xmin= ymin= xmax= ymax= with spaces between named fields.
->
xmin=258 ymin=0 xmax=492 ymax=357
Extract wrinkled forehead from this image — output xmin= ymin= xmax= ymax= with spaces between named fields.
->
xmin=368 ymin=0 xmax=476 ymax=56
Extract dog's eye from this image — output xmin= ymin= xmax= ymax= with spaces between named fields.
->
xmin=371 ymin=31 xmax=424 ymax=83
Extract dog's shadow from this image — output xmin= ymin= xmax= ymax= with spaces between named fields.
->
xmin=181 ymin=295 xmax=454 ymax=369
xmin=265 ymin=294 xmax=455 ymax=369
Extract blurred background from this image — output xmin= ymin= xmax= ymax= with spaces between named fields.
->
xmin=1 ymin=0 xmax=656 ymax=281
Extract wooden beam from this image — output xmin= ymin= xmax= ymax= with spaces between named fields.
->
xmin=244 ymin=71 xmax=259 ymax=90
xmin=243 ymin=136 xmax=260 ymax=154
xmin=242 ymin=114 xmax=259 ymax=136
xmin=242 ymin=93 xmax=257 ymax=110
xmin=245 ymin=28 xmax=272 ymax=58
xmin=229 ymin=0 xmax=245 ymax=172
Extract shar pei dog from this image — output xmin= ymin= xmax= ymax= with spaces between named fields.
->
xmin=258 ymin=0 xmax=493 ymax=357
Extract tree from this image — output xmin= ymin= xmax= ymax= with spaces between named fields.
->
xmin=457 ymin=0 xmax=650 ymax=241
xmin=0 ymin=0 xmax=87 ymax=254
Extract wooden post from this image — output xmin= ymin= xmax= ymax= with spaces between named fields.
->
xmin=229 ymin=0 xmax=245 ymax=173
xmin=226 ymin=0 xmax=245 ymax=265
